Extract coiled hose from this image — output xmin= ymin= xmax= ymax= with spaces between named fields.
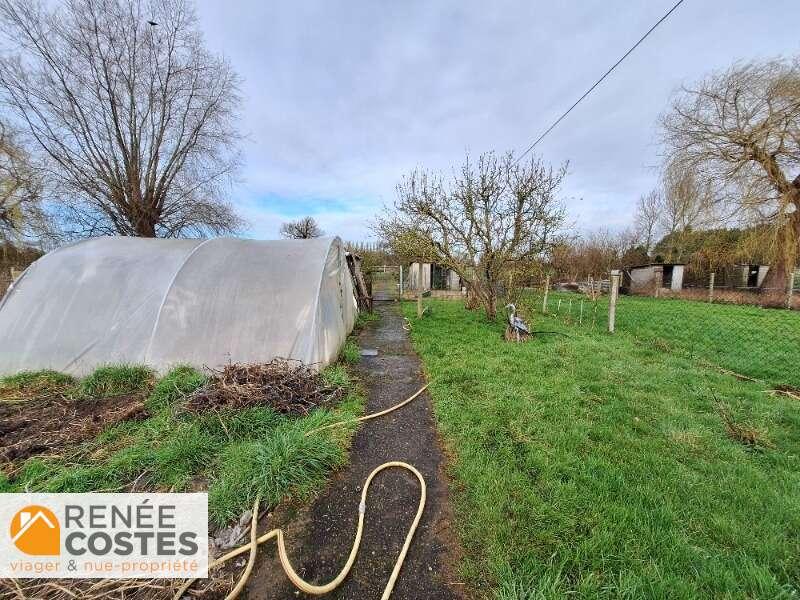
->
xmin=175 ymin=384 xmax=429 ymax=600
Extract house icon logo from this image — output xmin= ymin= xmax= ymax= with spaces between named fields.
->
xmin=9 ymin=505 xmax=60 ymax=555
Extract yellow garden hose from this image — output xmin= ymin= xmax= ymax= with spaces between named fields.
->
xmin=175 ymin=384 xmax=429 ymax=600
xmin=305 ymin=383 xmax=428 ymax=437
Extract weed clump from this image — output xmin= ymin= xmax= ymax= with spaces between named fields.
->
xmin=208 ymin=420 xmax=346 ymax=524
xmin=341 ymin=338 xmax=361 ymax=364
xmin=651 ymin=337 xmax=672 ymax=352
xmin=716 ymin=402 xmax=773 ymax=450
xmin=355 ymin=310 xmax=380 ymax=328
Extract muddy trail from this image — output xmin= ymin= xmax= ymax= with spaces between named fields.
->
xmin=245 ymin=302 xmax=464 ymax=600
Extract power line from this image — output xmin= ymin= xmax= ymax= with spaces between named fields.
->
xmin=516 ymin=0 xmax=687 ymax=163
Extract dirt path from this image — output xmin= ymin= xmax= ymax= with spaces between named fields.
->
xmin=245 ymin=302 xmax=464 ymax=600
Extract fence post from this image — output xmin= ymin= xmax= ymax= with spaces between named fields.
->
xmin=542 ymin=274 xmax=550 ymax=314
xmin=788 ymin=269 xmax=795 ymax=310
xmin=399 ymin=265 xmax=404 ymax=297
xmin=608 ymin=269 xmax=620 ymax=333
xmin=417 ymin=288 xmax=423 ymax=318
xmin=708 ymin=272 xmax=715 ymax=303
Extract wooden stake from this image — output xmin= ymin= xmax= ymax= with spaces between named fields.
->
xmin=608 ymin=270 xmax=620 ymax=333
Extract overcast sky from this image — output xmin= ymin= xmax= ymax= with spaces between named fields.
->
xmin=195 ymin=0 xmax=800 ymax=242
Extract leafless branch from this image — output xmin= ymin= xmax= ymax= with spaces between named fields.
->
xmin=376 ymin=151 xmax=567 ymax=320
xmin=660 ymin=57 xmax=800 ymax=288
xmin=0 ymin=0 xmax=245 ymax=239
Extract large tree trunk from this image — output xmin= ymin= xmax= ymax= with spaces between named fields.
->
xmin=464 ymin=282 xmax=481 ymax=310
xmin=134 ymin=217 xmax=157 ymax=237
xmin=465 ymin=279 xmax=497 ymax=320
xmin=761 ymin=180 xmax=800 ymax=293
xmin=483 ymin=285 xmax=498 ymax=321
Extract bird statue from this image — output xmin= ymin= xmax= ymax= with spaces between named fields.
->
xmin=504 ymin=303 xmax=531 ymax=342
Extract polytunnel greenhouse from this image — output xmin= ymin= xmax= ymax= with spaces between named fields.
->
xmin=0 ymin=236 xmax=357 ymax=376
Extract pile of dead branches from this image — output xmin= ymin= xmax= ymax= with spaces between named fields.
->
xmin=185 ymin=360 xmax=343 ymax=417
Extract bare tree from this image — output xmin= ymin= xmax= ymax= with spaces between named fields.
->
xmin=634 ymin=189 xmax=661 ymax=254
xmin=0 ymin=121 xmax=52 ymax=242
xmin=661 ymin=57 xmax=800 ymax=290
xmin=377 ymin=152 xmax=567 ymax=320
xmin=550 ymin=228 xmax=645 ymax=282
xmin=0 ymin=0 xmax=244 ymax=239
xmin=280 ymin=216 xmax=324 ymax=239
xmin=657 ymin=158 xmax=716 ymax=261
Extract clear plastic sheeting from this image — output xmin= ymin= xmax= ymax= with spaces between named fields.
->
xmin=0 ymin=236 xmax=357 ymax=376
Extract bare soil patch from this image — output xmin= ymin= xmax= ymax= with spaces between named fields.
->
xmin=0 ymin=393 xmax=147 ymax=471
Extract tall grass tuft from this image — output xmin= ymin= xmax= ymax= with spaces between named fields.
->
xmin=0 ymin=369 xmax=76 ymax=402
xmin=79 ymin=364 xmax=154 ymax=398
xmin=341 ymin=338 xmax=361 ymax=364
xmin=208 ymin=419 xmax=347 ymax=524
xmin=146 ymin=365 xmax=207 ymax=410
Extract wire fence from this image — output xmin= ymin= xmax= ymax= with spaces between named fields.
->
xmin=519 ymin=276 xmax=800 ymax=389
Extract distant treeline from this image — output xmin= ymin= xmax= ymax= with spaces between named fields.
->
xmin=1 ymin=242 xmax=42 ymax=271
xmin=344 ymin=240 xmax=400 ymax=270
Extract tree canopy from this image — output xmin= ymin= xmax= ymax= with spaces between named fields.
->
xmin=280 ymin=216 xmax=324 ymax=239
xmin=377 ymin=151 xmax=566 ymax=319
xmin=661 ymin=57 xmax=800 ymax=289
xmin=0 ymin=0 xmax=244 ymax=239
xmin=0 ymin=122 xmax=50 ymax=243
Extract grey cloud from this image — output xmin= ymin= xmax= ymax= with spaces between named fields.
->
xmin=196 ymin=0 xmax=800 ymax=240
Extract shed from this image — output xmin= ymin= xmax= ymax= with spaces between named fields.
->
xmin=735 ymin=264 xmax=770 ymax=289
xmin=626 ymin=263 xmax=684 ymax=294
xmin=407 ymin=262 xmax=461 ymax=293
xmin=0 ymin=236 xmax=356 ymax=376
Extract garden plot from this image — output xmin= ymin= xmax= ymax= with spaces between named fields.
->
xmin=0 ymin=356 xmax=364 ymax=600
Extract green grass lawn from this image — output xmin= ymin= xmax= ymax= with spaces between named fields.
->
xmin=404 ymin=299 xmax=800 ymax=599
xmin=520 ymin=291 xmax=800 ymax=388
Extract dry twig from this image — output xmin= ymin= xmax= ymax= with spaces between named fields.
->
xmin=185 ymin=360 xmax=343 ymax=417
